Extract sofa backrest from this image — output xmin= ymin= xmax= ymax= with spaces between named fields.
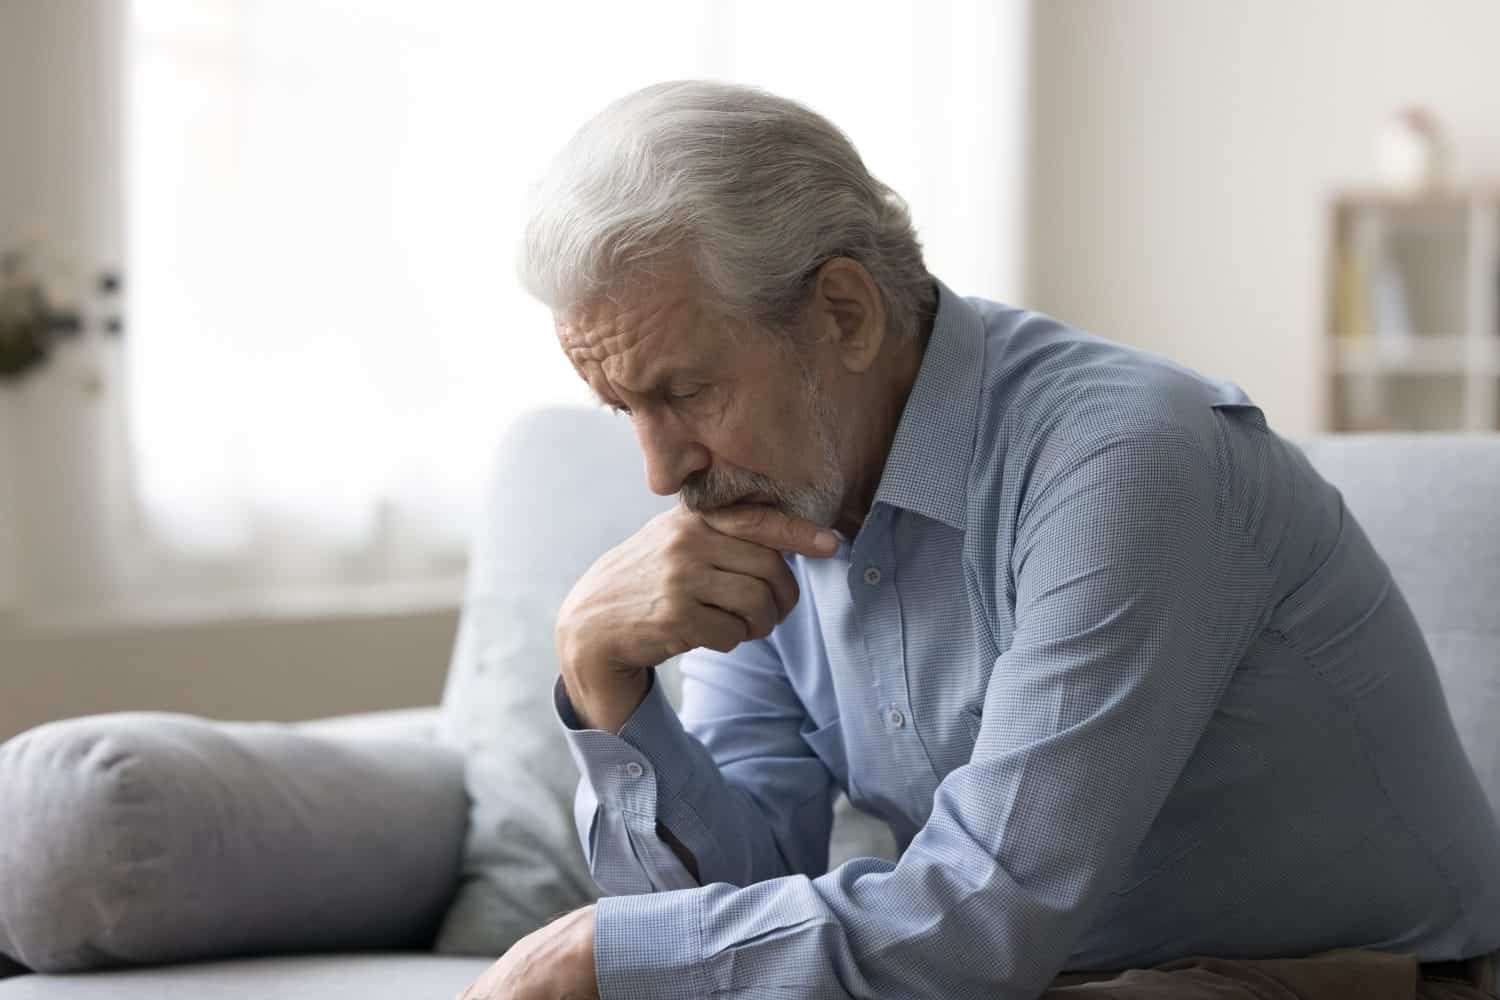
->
xmin=475 ymin=407 xmax=672 ymax=591
xmin=1297 ymin=434 xmax=1500 ymax=819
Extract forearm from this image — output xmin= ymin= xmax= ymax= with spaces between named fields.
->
xmin=591 ymin=823 xmax=1072 ymax=1000
xmin=557 ymin=672 xmax=829 ymax=893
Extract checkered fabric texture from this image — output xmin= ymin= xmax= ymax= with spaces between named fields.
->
xmin=557 ymin=281 xmax=1500 ymax=999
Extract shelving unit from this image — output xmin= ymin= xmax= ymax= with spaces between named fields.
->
xmin=1324 ymin=188 xmax=1500 ymax=431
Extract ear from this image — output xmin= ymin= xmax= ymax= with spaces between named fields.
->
xmin=807 ymin=258 xmax=887 ymax=373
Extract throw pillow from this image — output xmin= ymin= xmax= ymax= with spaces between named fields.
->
xmin=0 ymin=713 xmax=468 ymax=973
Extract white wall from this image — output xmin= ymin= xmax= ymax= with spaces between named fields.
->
xmin=1027 ymin=0 xmax=1500 ymax=434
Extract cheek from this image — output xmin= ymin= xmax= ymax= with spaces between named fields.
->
xmin=712 ymin=389 xmax=815 ymax=474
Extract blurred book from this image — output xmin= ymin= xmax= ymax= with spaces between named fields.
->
xmin=1332 ymin=238 xmax=1370 ymax=338
xmin=1369 ymin=254 xmax=1414 ymax=360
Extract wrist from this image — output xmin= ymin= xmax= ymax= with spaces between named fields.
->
xmin=560 ymin=660 xmax=649 ymax=735
xmin=571 ymin=904 xmax=599 ymax=1000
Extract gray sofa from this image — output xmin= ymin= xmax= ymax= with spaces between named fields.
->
xmin=0 ymin=419 xmax=1496 ymax=996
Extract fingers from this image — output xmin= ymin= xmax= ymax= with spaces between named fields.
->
xmin=688 ymin=604 xmax=750 ymax=654
xmin=697 ymin=570 xmax=780 ymax=640
xmin=700 ymin=505 xmax=839 ymax=559
xmin=700 ymin=535 xmax=801 ymax=619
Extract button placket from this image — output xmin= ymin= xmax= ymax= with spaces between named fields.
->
xmin=855 ymin=526 xmax=916 ymax=775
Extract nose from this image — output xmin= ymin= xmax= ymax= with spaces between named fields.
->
xmin=633 ymin=411 xmax=709 ymax=497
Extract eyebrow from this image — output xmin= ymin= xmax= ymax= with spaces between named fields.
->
xmin=590 ymin=365 xmax=703 ymax=407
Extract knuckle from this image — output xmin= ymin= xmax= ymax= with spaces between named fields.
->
xmin=662 ymin=559 xmax=689 ymax=590
xmin=663 ymin=529 xmax=694 ymax=561
xmin=648 ymin=593 xmax=681 ymax=628
xmin=664 ymin=555 xmax=700 ymax=589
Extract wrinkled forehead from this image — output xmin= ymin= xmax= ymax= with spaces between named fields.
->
xmin=554 ymin=277 xmax=751 ymax=389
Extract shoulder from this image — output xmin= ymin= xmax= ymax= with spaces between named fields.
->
xmin=966 ymin=304 xmax=1251 ymax=514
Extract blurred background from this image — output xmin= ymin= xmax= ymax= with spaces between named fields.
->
xmin=1 ymin=0 xmax=1496 ymax=740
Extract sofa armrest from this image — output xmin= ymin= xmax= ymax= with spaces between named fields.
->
xmin=0 ymin=711 xmax=469 ymax=973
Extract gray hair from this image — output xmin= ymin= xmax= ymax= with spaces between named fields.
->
xmin=518 ymin=80 xmax=935 ymax=340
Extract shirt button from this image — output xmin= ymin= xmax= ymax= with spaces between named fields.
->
xmin=863 ymin=565 xmax=883 ymax=586
xmin=624 ymin=762 xmax=644 ymax=779
xmin=886 ymin=708 xmax=906 ymax=729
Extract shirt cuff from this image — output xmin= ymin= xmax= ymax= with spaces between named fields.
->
xmin=553 ymin=670 xmax=700 ymax=808
xmin=595 ymin=887 xmax=717 ymax=1000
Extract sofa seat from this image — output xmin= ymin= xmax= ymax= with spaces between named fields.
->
xmin=0 ymin=954 xmax=493 ymax=998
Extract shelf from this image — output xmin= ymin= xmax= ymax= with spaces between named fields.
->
xmin=1324 ymin=185 xmax=1499 ymax=432
xmin=1332 ymin=188 xmax=1499 ymax=210
xmin=1331 ymin=334 xmax=1500 ymax=376
xmin=1330 ymin=372 xmax=1466 ymax=432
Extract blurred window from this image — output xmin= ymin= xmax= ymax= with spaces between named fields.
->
xmin=125 ymin=0 xmax=1027 ymax=602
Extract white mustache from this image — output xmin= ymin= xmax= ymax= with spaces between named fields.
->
xmin=679 ymin=465 xmax=792 ymax=513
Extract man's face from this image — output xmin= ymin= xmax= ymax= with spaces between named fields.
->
xmin=556 ymin=267 xmax=846 ymax=526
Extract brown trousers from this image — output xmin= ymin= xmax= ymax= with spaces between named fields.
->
xmin=1042 ymin=949 xmax=1497 ymax=999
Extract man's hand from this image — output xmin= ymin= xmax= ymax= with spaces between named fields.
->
xmin=557 ymin=504 xmax=838 ymax=733
xmin=456 ymin=905 xmax=598 ymax=1000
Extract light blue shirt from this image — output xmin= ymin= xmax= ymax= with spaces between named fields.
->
xmin=556 ymin=281 xmax=1500 ymax=999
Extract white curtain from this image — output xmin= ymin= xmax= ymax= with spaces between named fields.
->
xmin=124 ymin=0 xmax=1029 ymax=607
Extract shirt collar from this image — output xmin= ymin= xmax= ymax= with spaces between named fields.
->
xmin=869 ymin=279 xmax=986 ymax=531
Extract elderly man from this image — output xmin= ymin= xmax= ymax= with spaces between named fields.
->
xmin=459 ymin=82 xmax=1500 ymax=1000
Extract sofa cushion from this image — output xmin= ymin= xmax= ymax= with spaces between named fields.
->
xmin=0 ymin=713 xmax=468 ymax=973
xmin=0 ymin=954 xmax=492 ymax=999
